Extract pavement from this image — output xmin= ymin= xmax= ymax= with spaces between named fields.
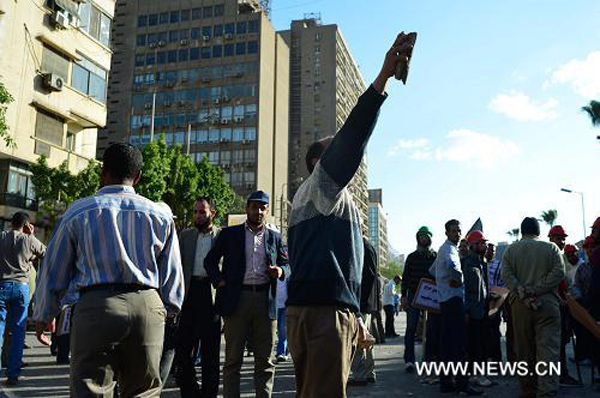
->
xmin=1 ymin=312 xmax=598 ymax=397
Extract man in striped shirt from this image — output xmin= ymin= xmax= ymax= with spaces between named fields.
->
xmin=34 ymin=143 xmax=184 ymax=397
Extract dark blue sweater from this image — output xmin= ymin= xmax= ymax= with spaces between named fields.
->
xmin=286 ymin=86 xmax=386 ymax=312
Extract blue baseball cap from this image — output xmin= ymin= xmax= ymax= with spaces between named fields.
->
xmin=247 ymin=190 xmax=269 ymax=204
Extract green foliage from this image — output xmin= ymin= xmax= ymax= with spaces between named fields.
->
xmin=582 ymin=100 xmax=600 ymax=127
xmin=0 ymin=78 xmax=15 ymax=148
xmin=380 ymin=261 xmax=403 ymax=282
xmin=540 ymin=209 xmax=558 ymax=228
xmin=30 ymin=136 xmax=236 ymax=232
xmin=507 ymin=228 xmax=520 ymax=241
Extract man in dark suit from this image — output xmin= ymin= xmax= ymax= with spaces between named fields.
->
xmin=204 ymin=191 xmax=288 ymax=398
xmin=174 ymin=197 xmax=221 ymax=397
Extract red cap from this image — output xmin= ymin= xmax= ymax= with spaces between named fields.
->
xmin=548 ymin=225 xmax=567 ymax=237
xmin=564 ymin=244 xmax=577 ymax=255
xmin=466 ymin=230 xmax=487 ymax=244
xmin=592 ymin=217 xmax=600 ymax=229
xmin=584 ymin=236 xmax=596 ymax=248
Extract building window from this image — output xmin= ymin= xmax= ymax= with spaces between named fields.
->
xmin=66 ymin=131 xmax=75 ymax=151
xmin=78 ymin=3 xmax=112 ymax=47
xmin=190 ymin=48 xmax=200 ymax=60
xmin=221 ymin=127 xmax=232 ymax=141
xmin=192 ymin=8 xmax=202 ymax=20
xmin=170 ymin=11 xmax=180 ymax=23
xmin=35 ymin=109 xmax=64 ymax=147
xmin=191 ymin=28 xmax=200 ymax=40
xmin=247 ymin=41 xmax=258 ymax=54
xmin=212 ymin=45 xmax=222 ymax=58
xmin=214 ymin=24 xmax=223 ymax=37
xmin=157 ymin=51 xmax=167 ymax=64
xmin=244 ymin=104 xmax=257 ymax=123
xmin=148 ymin=13 xmax=158 ymax=26
xmin=233 ymin=127 xmax=243 ymax=142
xmin=146 ymin=53 xmax=156 ymax=65
xmin=220 ymin=150 xmax=231 ymax=165
xmin=71 ymin=55 xmax=108 ymax=103
xmin=214 ymin=4 xmax=225 ymax=17
xmin=201 ymin=47 xmax=211 ymax=59
xmin=168 ymin=50 xmax=177 ymax=63
xmin=236 ymin=21 xmax=247 ymax=34
xmin=159 ymin=12 xmax=169 ymax=24
xmin=169 ymin=30 xmax=179 ymax=42
xmin=180 ymin=29 xmax=189 ymax=40
xmin=203 ymin=6 xmax=213 ymax=18
xmin=244 ymin=172 xmax=255 ymax=184
xmin=208 ymin=151 xmax=219 ymax=165
xmin=138 ymin=15 xmax=147 ymax=27
xmin=179 ymin=49 xmax=189 ymax=62
xmin=244 ymin=149 xmax=256 ymax=162
xmin=248 ymin=19 xmax=259 ymax=33
xmin=223 ymin=44 xmax=234 ymax=57
xmin=236 ymin=42 xmax=246 ymax=55
xmin=135 ymin=54 xmax=145 ymax=67
xmin=147 ymin=33 xmax=157 ymax=45
xmin=196 ymin=130 xmax=208 ymax=143
xmin=245 ymin=127 xmax=256 ymax=141
xmin=41 ymin=45 xmax=69 ymax=81
xmin=224 ymin=23 xmax=235 ymax=35
xmin=136 ymin=34 xmax=146 ymax=47
xmin=202 ymin=26 xmax=212 ymax=38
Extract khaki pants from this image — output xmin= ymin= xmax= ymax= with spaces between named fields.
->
xmin=70 ymin=288 xmax=166 ymax=398
xmin=511 ymin=298 xmax=560 ymax=398
xmin=222 ymin=290 xmax=276 ymax=398
xmin=287 ymin=306 xmax=359 ymax=398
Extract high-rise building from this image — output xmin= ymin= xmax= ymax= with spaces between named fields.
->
xmin=280 ymin=17 xmax=369 ymax=226
xmin=368 ymin=188 xmax=389 ymax=267
xmin=100 ymin=0 xmax=289 ymax=224
xmin=0 ymin=0 xmax=114 ymax=229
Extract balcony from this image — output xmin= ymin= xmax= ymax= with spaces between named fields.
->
xmin=0 ymin=193 xmax=38 ymax=211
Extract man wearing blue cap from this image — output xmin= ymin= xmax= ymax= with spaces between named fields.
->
xmin=204 ymin=191 xmax=288 ymax=398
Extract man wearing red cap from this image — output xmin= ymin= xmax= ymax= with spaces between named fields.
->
xmin=463 ymin=231 xmax=492 ymax=388
xmin=548 ymin=226 xmax=582 ymax=387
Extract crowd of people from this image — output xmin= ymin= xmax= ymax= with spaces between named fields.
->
xmin=0 ymin=32 xmax=598 ymax=398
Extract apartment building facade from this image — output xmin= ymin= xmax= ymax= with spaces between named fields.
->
xmin=100 ymin=0 xmax=289 ymax=225
xmin=0 ymin=0 xmax=114 ymax=229
xmin=368 ymin=188 xmax=389 ymax=267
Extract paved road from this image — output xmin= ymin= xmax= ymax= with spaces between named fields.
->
xmin=1 ymin=313 xmax=597 ymax=397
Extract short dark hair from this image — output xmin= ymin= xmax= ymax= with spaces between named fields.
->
xmin=445 ymin=219 xmax=460 ymax=231
xmin=305 ymin=136 xmax=333 ymax=174
xmin=102 ymin=143 xmax=143 ymax=182
xmin=196 ymin=196 xmax=216 ymax=211
xmin=521 ymin=217 xmax=540 ymax=236
xmin=11 ymin=212 xmax=29 ymax=229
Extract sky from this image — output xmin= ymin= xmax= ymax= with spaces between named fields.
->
xmin=271 ymin=0 xmax=600 ymax=256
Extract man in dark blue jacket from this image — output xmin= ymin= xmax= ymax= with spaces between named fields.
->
xmin=286 ymin=34 xmax=414 ymax=397
xmin=204 ymin=191 xmax=288 ymax=398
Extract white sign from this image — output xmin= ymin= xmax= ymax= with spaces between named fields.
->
xmin=412 ymin=278 xmax=440 ymax=313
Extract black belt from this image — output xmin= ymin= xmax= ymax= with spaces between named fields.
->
xmin=241 ymin=283 xmax=270 ymax=292
xmin=80 ymin=283 xmax=154 ymax=295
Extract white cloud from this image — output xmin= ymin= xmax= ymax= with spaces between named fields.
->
xmin=387 ymin=138 xmax=430 ymax=156
xmin=489 ymin=92 xmax=558 ymax=121
xmin=435 ymin=129 xmax=520 ymax=168
xmin=410 ymin=150 xmax=433 ymax=160
xmin=546 ymin=51 xmax=600 ymax=99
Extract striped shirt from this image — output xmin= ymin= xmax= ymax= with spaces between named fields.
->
xmin=33 ymin=185 xmax=184 ymax=323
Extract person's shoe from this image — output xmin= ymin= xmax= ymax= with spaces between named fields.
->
xmin=367 ymin=376 xmax=376 ymax=383
xmin=559 ymin=375 xmax=583 ymax=387
xmin=5 ymin=378 xmax=18 ymax=386
xmin=475 ymin=376 xmax=493 ymax=387
xmin=456 ymin=386 xmax=483 ymax=396
xmin=405 ymin=362 xmax=415 ymax=373
xmin=276 ymin=354 xmax=288 ymax=363
xmin=56 ymin=358 xmax=70 ymax=365
xmin=347 ymin=379 xmax=368 ymax=386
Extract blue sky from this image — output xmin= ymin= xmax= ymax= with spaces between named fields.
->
xmin=272 ymin=0 xmax=600 ymax=255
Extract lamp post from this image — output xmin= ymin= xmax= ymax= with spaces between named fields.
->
xmin=561 ymin=188 xmax=586 ymax=240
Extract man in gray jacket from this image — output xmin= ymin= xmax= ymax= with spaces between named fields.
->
xmin=501 ymin=217 xmax=565 ymax=397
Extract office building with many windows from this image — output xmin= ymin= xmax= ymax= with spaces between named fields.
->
xmin=0 ymin=0 xmax=114 ymax=229
xmin=100 ymin=0 xmax=289 ymax=221
xmin=280 ymin=17 xmax=369 ymax=226
xmin=368 ymin=188 xmax=389 ymax=267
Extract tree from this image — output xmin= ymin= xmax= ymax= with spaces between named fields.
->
xmin=380 ymin=260 xmax=403 ymax=282
xmin=507 ymin=228 xmax=520 ymax=242
xmin=581 ymin=100 xmax=600 ymax=141
xmin=0 ymin=78 xmax=15 ymax=148
xmin=540 ymin=209 xmax=558 ymax=228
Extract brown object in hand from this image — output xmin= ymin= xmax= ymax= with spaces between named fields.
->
xmin=395 ymin=32 xmax=418 ymax=84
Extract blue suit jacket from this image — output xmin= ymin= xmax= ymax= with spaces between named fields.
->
xmin=204 ymin=224 xmax=289 ymax=320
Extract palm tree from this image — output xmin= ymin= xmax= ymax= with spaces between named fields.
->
xmin=507 ymin=228 xmax=520 ymax=242
xmin=581 ymin=100 xmax=600 ymax=140
xmin=540 ymin=209 xmax=558 ymax=228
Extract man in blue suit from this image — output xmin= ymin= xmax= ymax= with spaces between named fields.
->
xmin=204 ymin=191 xmax=288 ymax=398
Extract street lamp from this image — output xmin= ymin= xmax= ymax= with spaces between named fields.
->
xmin=560 ymin=188 xmax=586 ymax=240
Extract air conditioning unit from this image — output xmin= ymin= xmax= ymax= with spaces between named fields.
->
xmin=50 ymin=10 xmax=69 ymax=29
xmin=144 ymin=103 xmax=152 ymax=110
xmin=221 ymin=119 xmax=230 ymax=125
xmin=202 ymin=36 xmax=211 ymax=42
xmin=213 ymin=98 xmax=220 ymax=104
xmin=222 ymin=96 xmax=231 ymax=103
xmin=234 ymin=72 xmax=244 ymax=78
xmin=224 ymin=33 xmax=234 ymax=40
xmin=242 ymin=139 xmax=248 ymax=144
xmin=180 ymin=39 xmax=189 ymax=46
xmin=163 ymin=101 xmax=172 ymax=107
xmin=234 ymin=117 xmax=244 ymax=123
xmin=180 ymin=77 xmax=189 ymax=83
xmin=201 ymin=77 xmax=211 ymax=83
xmin=165 ymin=81 xmax=175 ymax=88
xmin=246 ymin=183 xmax=253 ymax=189
xmin=149 ymin=42 xmax=157 ymax=49
xmin=158 ymin=41 xmax=166 ymax=47
xmin=42 ymin=73 xmax=64 ymax=91
xmin=178 ymin=101 xmax=186 ymax=107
